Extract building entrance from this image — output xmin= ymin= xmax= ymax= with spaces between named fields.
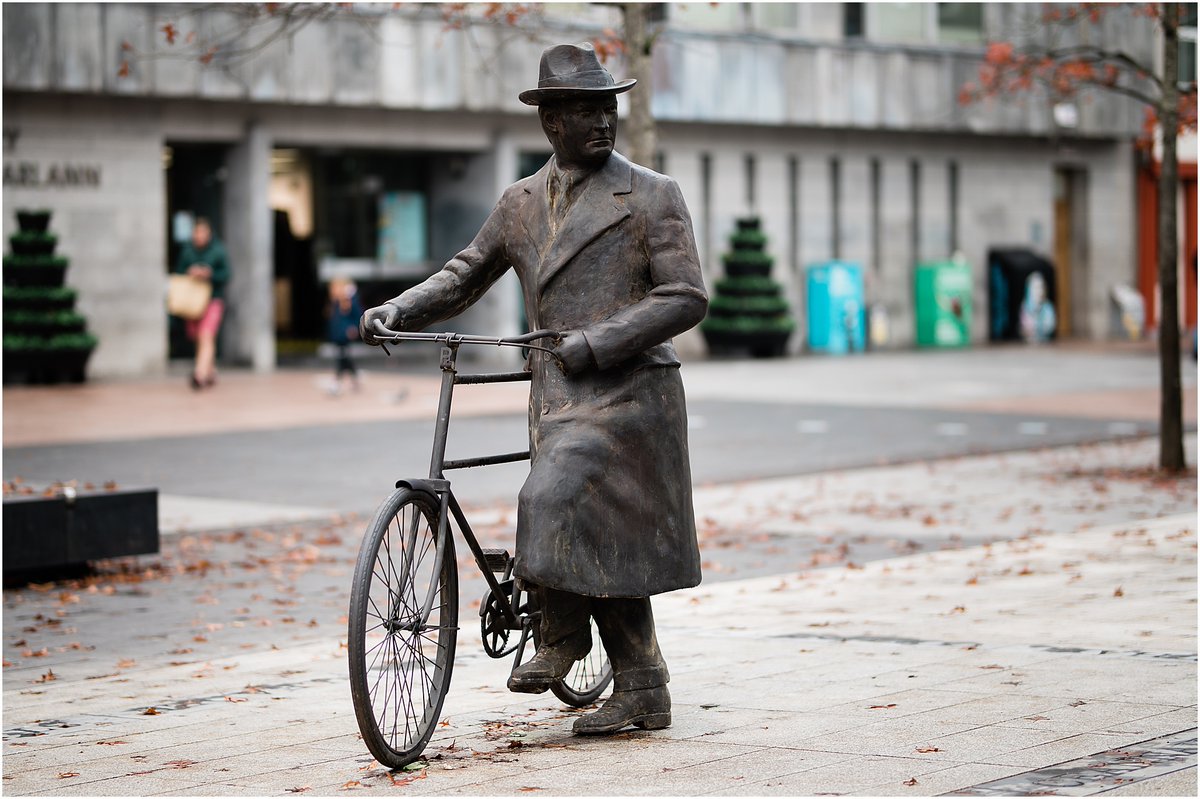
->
xmin=164 ymin=143 xmax=228 ymax=361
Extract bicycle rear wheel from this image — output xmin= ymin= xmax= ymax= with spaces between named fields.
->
xmin=348 ymin=488 xmax=458 ymax=769
xmin=531 ymin=615 xmax=614 ymax=707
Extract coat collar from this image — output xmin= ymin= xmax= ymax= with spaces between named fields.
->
xmin=521 ymin=152 xmax=633 ymax=296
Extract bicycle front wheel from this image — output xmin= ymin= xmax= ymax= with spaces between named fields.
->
xmin=348 ymin=488 xmax=458 ymax=769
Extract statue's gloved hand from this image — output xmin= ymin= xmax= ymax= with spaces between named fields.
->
xmin=552 ymin=330 xmax=595 ymax=375
xmin=360 ymin=302 xmax=404 ymax=346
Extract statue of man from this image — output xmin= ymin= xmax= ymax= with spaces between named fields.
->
xmin=360 ymin=42 xmax=707 ymax=735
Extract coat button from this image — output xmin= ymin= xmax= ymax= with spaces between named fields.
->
xmin=543 ymin=352 xmax=552 ymax=362
xmin=541 ymin=403 xmax=550 ymax=414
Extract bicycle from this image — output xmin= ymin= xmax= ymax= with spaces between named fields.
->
xmin=347 ymin=325 xmax=614 ymax=770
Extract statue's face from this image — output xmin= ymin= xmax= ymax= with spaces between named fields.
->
xmin=542 ymin=95 xmax=618 ymax=169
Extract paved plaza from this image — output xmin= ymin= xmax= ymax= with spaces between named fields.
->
xmin=2 ymin=344 xmax=1197 ymax=795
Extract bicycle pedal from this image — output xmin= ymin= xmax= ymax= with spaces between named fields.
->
xmin=481 ymin=548 xmax=511 ymax=573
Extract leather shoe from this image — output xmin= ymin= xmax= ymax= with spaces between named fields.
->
xmin=507 ymin=636 xmax=590 ymax=694
xmin=572 ymin=686 xmax=671 ymax=735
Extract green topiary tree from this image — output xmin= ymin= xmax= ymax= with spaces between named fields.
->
xmin=701 ymin=217 xmax=795 ymax=357
xmin=3 ymin=211 xmax=97 ymax=384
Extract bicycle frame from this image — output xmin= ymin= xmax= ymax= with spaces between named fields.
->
xmin=373 ymin=325 xmax=560 ymax=647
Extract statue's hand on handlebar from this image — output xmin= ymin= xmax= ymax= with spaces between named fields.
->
xmin=360 ymin=302 xmax=403 ymax=346
xmin=552 ymin=330 xmax=595 ymax=375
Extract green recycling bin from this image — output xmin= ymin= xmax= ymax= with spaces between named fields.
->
xmin=915 ymin=260 xmax=972 ymax=347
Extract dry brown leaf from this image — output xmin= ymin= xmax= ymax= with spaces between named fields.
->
xmin=142 ymin=707 xmax=160 ymax=716
xmin=903 ymin=777 xmax=918 ymax=786
xmin=340 ymin=781 xmax=362 ymax=790
xmin=868 ymin=703 xmax=898 ymax=710
xmin=1113 ymin=587 xmax=1124 ymax=597
xmin=58 ymin=772 xmax=79 ymax=778
xmin=226 ymin=696 xmax=248 ymax=703
xmin=915 ymin=746 xmax=941 ymax=753
xmin=35 ymin=669 xmax=57 ymax=683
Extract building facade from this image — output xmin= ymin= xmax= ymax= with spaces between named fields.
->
xmin=2 ymin=3 xmax=1172 ymax=377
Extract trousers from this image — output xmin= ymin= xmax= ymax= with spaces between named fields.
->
xmin=535 ymin=584 xmax=669 ymax=692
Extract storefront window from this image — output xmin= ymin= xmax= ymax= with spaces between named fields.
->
xmin=311 ymin=150 xmax=430 ymax=276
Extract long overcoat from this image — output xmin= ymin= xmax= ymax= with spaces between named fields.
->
xmin=388 ymin=152 xmax=707 ymax=597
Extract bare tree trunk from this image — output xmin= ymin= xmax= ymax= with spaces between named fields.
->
xmin=1158 ymin=5 xmax=1186 ymax=471
xmin=621 ymin=3 xmax=657 ymax=169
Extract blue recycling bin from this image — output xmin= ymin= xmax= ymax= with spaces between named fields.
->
xmin=807 ymin=261 xmax=865 ymax=354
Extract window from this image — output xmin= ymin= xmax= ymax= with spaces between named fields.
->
xmin=700 ymin=153 xmax=713 ymax=266
xmin=788 ymin=156 xmax=800 ymax=274
xmin=937 ymin=3 xmax=984 ymax=44
xmin=872 ymin=3 xmax=928 ymax=43
xmin=672 ymin=2 xmax=746 ymax=31
xmin=870 ymin=158 xmax=881 ymax=272
xmin=830 ymin=157 xmax=842 ymax=259
xmin=1181 ymin=5 xmax=1197 ymax=87
xmin=948 ymin=160 xmax=960 ymax=253
xmin=844 ymin=3 xmax=865 ymax=38
xmin=752 ymin=3 xmax=800 ymax=31
xmin=910 ymin=159 xmax=921 ymax=264
xmin=745 ymin=154 xmax=757 ymax=209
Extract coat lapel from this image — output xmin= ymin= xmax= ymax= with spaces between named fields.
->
xmin=519 ymin=160 xmax=553 ymax=264
xmin=536 ymin=152 xmax=633 ymax=297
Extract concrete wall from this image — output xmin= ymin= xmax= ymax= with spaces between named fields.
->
xmin=2 ymin=95 xmax=167 ymax=378
xmin=3 ymin=3 xmax=1151 ymax=140
xmin=657 ymin=123 xmax=1137 ymax=347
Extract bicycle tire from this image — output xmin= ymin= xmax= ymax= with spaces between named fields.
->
xmin=531 ymin=616 xmax=614 ymax=707
xmin=348 ymin=488 xmax=458 ymax=769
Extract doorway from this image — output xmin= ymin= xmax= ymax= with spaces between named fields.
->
xmin=1053 ymin=167 xmax=1089 ymax=337
xmin=164 ymin=143 xmax=228 ymax=361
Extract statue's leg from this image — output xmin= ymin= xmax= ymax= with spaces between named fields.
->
xmin=573 ymin=597 xmax=671 ymax=735
xmin=507 ymin=585 xmax=591 ymax=693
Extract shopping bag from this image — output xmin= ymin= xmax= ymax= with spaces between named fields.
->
xmin=166 ymin=274 xmax=212 ymax=320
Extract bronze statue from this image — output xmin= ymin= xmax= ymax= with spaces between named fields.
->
xmin=360 ymin=42 xmax=707 ymax=735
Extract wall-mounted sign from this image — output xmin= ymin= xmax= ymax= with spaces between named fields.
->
xmin=3 ymin=161 xmax=102 ymax=188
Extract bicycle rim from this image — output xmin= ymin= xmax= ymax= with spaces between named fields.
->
xmin=348 ymin=488 xmax=458 ymax=768
xmin=532 ymin=618 xmax=614 ymax=707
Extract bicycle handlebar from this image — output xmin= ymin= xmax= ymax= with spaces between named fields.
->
xmin=371 ymin=320 xmax=562 ymax=353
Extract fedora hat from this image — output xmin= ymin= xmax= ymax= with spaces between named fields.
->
xmin=519 ymin=42 xmax=636 ymax=106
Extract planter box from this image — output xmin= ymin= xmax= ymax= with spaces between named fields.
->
xmin=703 ymin=328 xmax=791 ymax=358
xmin=3 ymin=488 xmax=159 ymax=574
xmin=3 ymin=347 xmax=94 ymax=384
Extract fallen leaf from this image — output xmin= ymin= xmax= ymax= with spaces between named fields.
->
xmin=34 ymin=669 xmax=57 ymax=683
xmin=519 ymin=789 xmax=543 ymax=793
xmin=96 ymin=740 xmax=128 ymax=746
xmin=142 ymin=707 xmax=160 ymax=716
xmin=164 ymin=760 xmax=197 ymax=769
xmin=226 ymin=696 xmax=248 ymax=703
xmin=58 ymin=772 xmax=79 ymax=779
xmin=1069 ymin=700 xmax=1087 ymax=707
xmin=1113 ymin=587 xmax=1124 ymax=597
xmin=285 ymin=788 xmax=310 ymax=794
xmin=340 ymin=781 xmax=362 ymax=790
xmin=915 ymin=746 xmax=941 ymax=753
xmin=1025 ymin=715 xmax=1049 ymax=721
xmin=117 ymin=659 xmax=136 ymax=668
xmin=903 ymin=777 xmax=918 ymax=786
xmin=868 ymin=704 xmax=898 ymax=710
